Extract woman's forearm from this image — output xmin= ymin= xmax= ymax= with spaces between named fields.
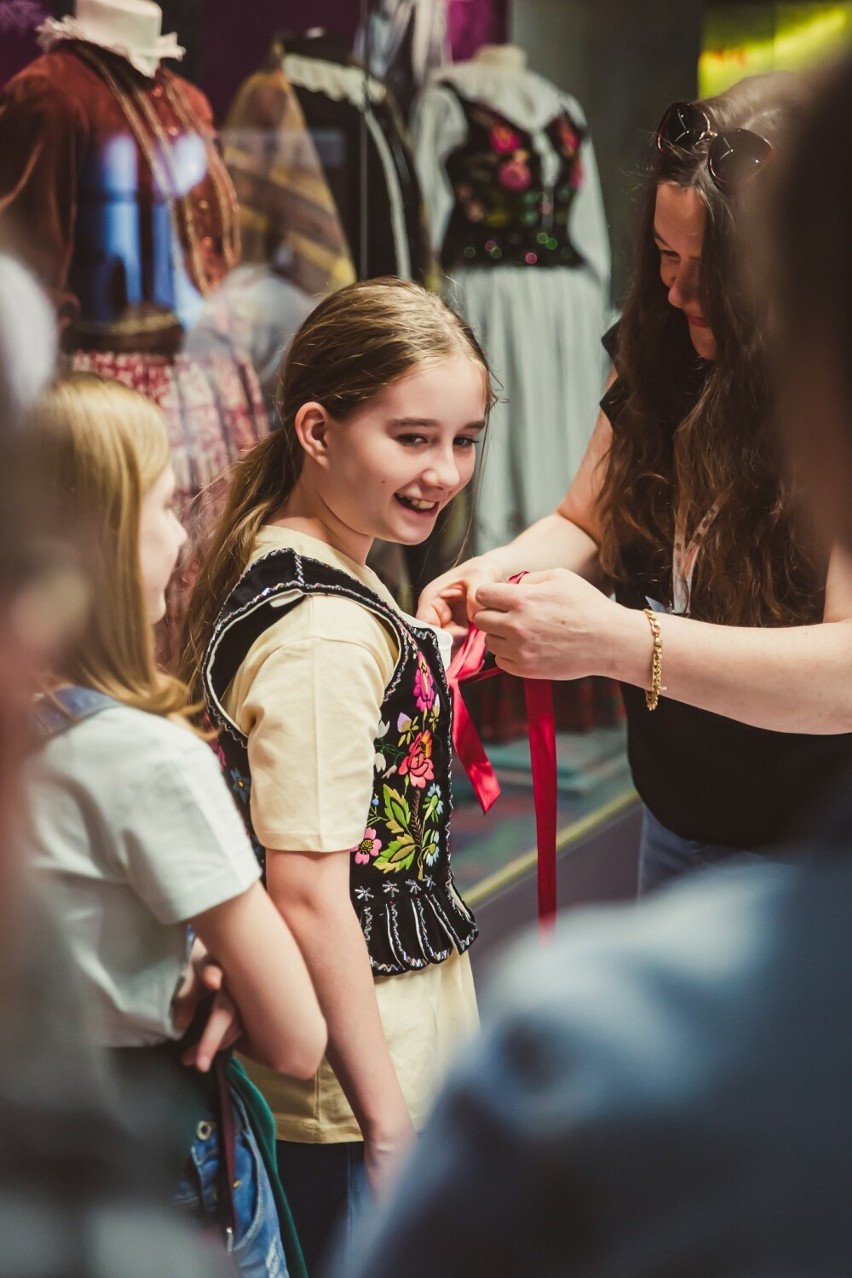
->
xmin=611 ymin=606 xmax=852 ymax=734
xmin=474 ymin=568 xmax=852 ymax=736
xmin=484 ymin=512 xmax=602 ymax=583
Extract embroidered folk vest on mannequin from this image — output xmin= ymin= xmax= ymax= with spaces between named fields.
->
xmin=440 ymin=87 xmax=585 ymax=270
xmin=203 ymin=548 xmax=478 ymax=976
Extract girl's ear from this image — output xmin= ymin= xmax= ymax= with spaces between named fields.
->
xmin=293 ymin=402 xmax=332 ymax=466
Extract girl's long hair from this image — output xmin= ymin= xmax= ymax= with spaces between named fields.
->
xmin=598 ymin=73 xmax=824 ymax=626
xmin=180 ymin=277 xmax=494 ymax=698
xmin=28 ymin=373 xmax=195 ymax=722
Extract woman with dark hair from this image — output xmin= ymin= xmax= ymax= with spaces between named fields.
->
xmin=419 ymin=73 xmax=852 ymax=893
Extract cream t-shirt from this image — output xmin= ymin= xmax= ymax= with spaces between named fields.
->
xmin=224 ymin=525 xmax=478 ymax=1141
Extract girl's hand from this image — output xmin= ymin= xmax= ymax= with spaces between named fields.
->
xmin=182 ymin=980 xmax=245 ymax=1074
xmin=171 ymin=937 xmax=218 ymax=1034
xmin=472 ymin=568 xmax=643 ymax=681
xmin=175 ymin=949 xmax=245 ymax=1072
xmin=416 ymin=554 xmax=506 ymax=634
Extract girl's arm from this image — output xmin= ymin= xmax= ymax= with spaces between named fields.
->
xmin=472 ymin=543 xmax=852 ymax=735
xmin=190 ymin=881 xmax=327 ymax=1077
xmin=266 ymin=846 xmax=416 ymax=1196
xmin=417 ymin=394 xmax=614 ymax=630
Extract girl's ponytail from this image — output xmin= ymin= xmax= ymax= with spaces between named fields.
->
xmin=179 ymin=426 xmax=303 ymax=699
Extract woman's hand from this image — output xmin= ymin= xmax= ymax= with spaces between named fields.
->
xmin=416 ymin=554 xmax=506 ymax=634
xmin=473 ymin=568 xmax=644 ymax=681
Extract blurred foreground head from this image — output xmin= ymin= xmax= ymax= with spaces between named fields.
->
xmin=0 ymin=257 xmax=60 ymax=842
xmin=767 ymin=53 xmax=852 ymax=550
xmin=0 ymin=255 xmax=56 ymax=591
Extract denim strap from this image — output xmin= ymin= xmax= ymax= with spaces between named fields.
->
xmin=32 ymin=687 xmax=120 ymax=740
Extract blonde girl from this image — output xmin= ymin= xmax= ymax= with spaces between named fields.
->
xmin=182 ymin=277 xmax=492 ymax=1273
xmin=23 ymin=373 xmax=325 ymax=1276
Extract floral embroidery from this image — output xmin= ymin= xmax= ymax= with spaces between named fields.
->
xmin=498 ymin=158 xmax=532 ymax=192
xmin=355 ymin=643 xmax=449 ymax=881
xmin=424 ymin=783 xmax=444 ymax=820
xmin=354 ymin=827 xmax=382 ymax=865
xmin=442 ymin=93 xmax=585 ymax=270
xmin=397 ymin=711 xmax=416 ymax=744
xmin=557 ymin=117 xmax=580 ymax=155
xmin=413 ymin=655 xmax=436 ymax=712
xmin=399 ymin=730 xmax=434 ymax=789
xmin=374 ymin=719 xmax=390 ymax=772
xmin=230 ymin=766 xmax=250 ymax=806
xmin=490 ymin=124 xmax=521 ymax=154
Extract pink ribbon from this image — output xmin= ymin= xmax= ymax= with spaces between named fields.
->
xmin=446 ymin=575 xmax=558 ymax=931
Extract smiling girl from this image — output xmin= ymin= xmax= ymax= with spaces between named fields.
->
xmin=181 ymin=277 xmax=492 ymax=1273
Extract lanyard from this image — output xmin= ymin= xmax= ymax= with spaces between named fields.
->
xmin=446 ymin=576 xmax=558 ymax=933
xmin=672 ymin=500 xmax=722 ymax=616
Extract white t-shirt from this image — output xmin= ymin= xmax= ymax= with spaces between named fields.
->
xmin=24 ymin=701 xmax=261 ymax=1047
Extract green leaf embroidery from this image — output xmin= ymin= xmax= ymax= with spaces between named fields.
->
xmin=375 ymin=834 xmax=416 ymax=873
xmin=383 ymin=785 xmax=412 ymax=836
xmin=422 ymin=791 xmax=440 ymax=824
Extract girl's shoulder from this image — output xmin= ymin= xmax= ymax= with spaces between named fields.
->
xmin=39 ymin=698 xmax=214 ymax=776
xmin=241 ymin=590 xmax=401 ymax=698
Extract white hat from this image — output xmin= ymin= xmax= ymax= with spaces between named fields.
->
xmin=37 ymin=0 xmax=184 ymax=78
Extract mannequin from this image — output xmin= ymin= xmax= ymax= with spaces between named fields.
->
xmin=413 ymin=42 xmax=611 ymax=551
xmin=278 ymin=29 xmax=433 ymax=283
xmin=39 ymin=0 xmax=184 ymax=78
xmin=414 ymin=42 xmax=620 ymax=737
xmin=354 ymin=0 xmax=449 ymax=120
xmin=222 ymin=40 xmax=356 ymax=300
xmin=0 ymin=0 xmax=269 ymax=658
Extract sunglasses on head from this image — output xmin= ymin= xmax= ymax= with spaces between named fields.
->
xmin=656 ymin=101 xmax=775 ymax=189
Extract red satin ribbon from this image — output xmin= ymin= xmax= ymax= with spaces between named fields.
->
xmin=446 ymin=579 xmax=558 ymax=931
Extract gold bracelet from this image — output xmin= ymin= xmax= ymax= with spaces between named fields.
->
xmin=643 ymin=607 xmax=665 ymax=711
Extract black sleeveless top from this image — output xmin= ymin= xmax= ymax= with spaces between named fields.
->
xmin=203 ymin=548 xmax=478 ymax=975
xmin=602 ymin=327 xmax=852 ymax=849
xmin=439 ymin=86 xmax=585 ymax=271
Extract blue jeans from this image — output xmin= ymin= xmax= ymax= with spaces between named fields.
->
xmin=276 ymin=1140 xmax=370 ymax=1277
xmin=175 ymin=1088 xmax=288 ymax=1278
xmin=639 ymin=807 xmax=763 ymax=896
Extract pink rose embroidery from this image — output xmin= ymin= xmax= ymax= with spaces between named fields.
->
xmin=399 ymin=731 xmax=434 ymax=789
xmin=498 ymin=159 xmax=531 ymax=192
xmin=490 ymin=124 xmax=521 ymax=154
xmin=413 ymin=656 xmax=435 ymax=712
xmin=353 ymin=828 xmax=382 ymax=865
xmin=558 ymin=120 xmax=580 ymax=154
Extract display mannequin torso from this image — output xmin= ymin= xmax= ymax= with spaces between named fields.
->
xmin=0 ymin=28 xmax=236 ymax=346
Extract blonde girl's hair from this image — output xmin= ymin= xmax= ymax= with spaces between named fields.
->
xmin=180 ymin=276 xmax=495 ymax=697
xmin=28 ymin=372 xmax=194 ymax=722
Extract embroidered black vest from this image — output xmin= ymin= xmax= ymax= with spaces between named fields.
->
xmin=203 ymin=549 xmax=478 ymax=976
xmin=440 ymin=87 xmax=586 ymax=270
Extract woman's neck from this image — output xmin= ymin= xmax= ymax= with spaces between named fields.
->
xmin=473 ymin=43 xmax=528 ymax=73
